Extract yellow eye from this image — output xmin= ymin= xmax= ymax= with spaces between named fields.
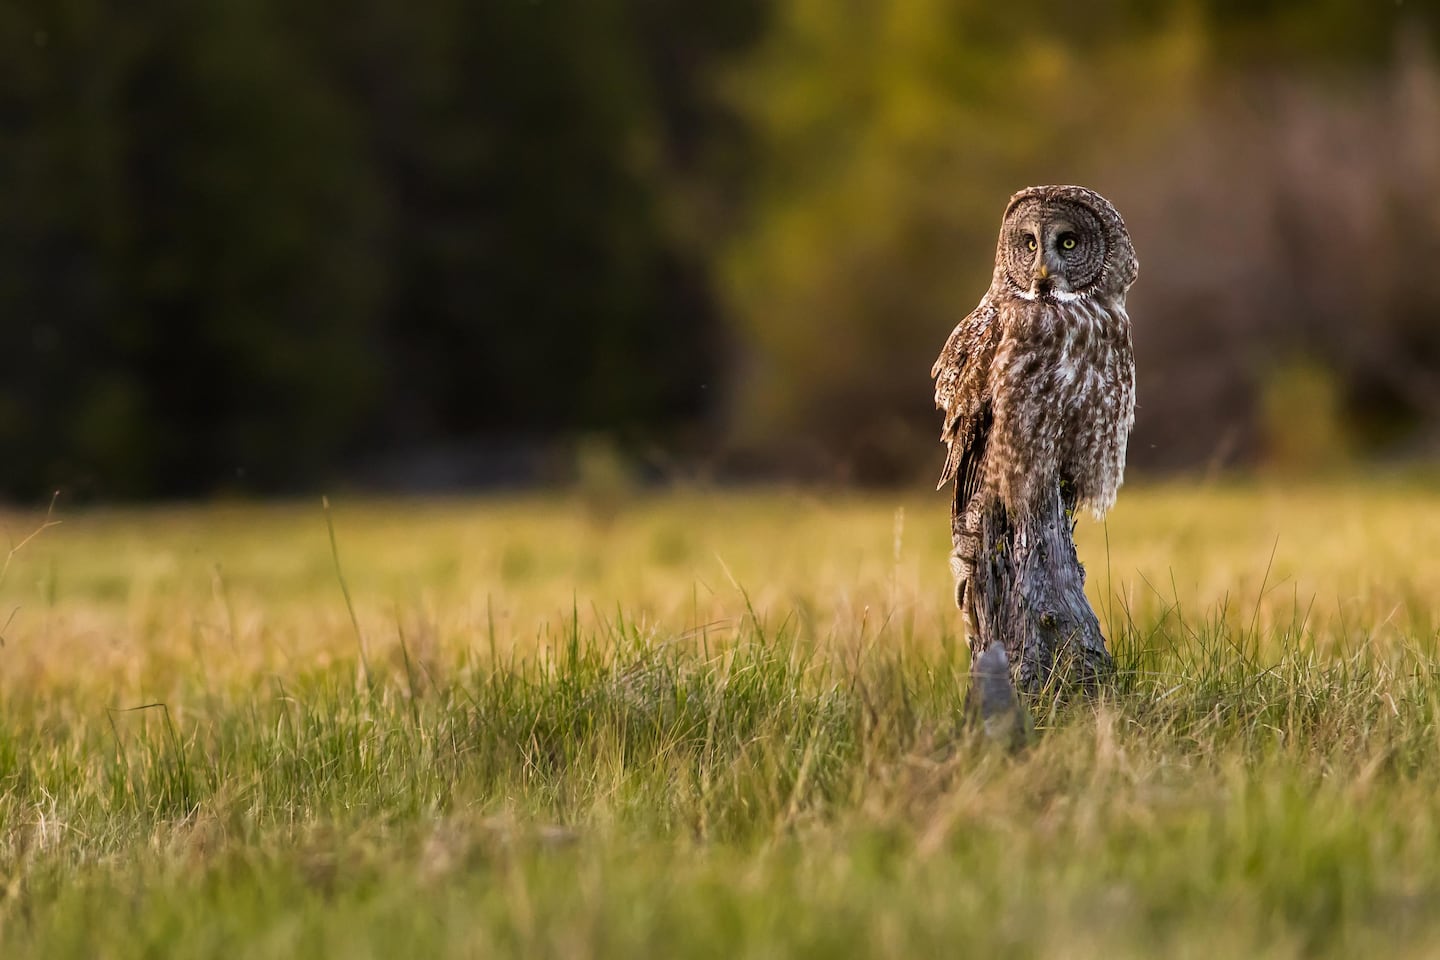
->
xmin=1061 ymin=236 xmax=1077 ymax=250
xmin=1025 ymin=236 xmax=1037 ymax=251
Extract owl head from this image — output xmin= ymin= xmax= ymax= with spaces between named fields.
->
xmin=994 ymin=185 xmax=1137 ymax=302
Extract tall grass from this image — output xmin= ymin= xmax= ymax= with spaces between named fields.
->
xmin=2 ymin=483 xmax=1440 ymax=957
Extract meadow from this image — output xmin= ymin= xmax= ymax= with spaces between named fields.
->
xmin=2 ymin=480 xmax=1440 ymax=958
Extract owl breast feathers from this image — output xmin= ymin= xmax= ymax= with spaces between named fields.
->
xmin=933 ymin=291 xmax=1135 ymax=518
xmin=933 ymin=185 xmax=1138 ymax=523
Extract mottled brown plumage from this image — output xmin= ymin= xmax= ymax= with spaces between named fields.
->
xmin=933 ymin=185 xmax=1138 ymax=622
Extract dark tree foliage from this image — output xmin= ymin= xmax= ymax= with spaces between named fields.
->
xmin=0 ymin=0 xmax=764 ymax=498
xmin=1 ymin=0 xmax=382 ymax=497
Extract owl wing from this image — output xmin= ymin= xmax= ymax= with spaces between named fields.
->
xmin=931 ymin=298 xmax=1000 ymax=499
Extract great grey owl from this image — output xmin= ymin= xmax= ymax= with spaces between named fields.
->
xmin=931 ymin=185 xmax=1138 ymax=622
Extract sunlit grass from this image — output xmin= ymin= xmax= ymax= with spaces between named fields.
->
xmin=2 ymin=480 xmax=1440 ymax=957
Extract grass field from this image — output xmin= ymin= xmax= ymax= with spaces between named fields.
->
xmin=3 ymin=481 xmax=1440 ymax=957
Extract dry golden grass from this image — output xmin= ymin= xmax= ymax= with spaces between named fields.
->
xmin=6 ymin=479 xmax=1435 ymax=697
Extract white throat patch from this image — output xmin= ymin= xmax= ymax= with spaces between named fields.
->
xmin=1016 ymin=288 xmax=1087 ymax=304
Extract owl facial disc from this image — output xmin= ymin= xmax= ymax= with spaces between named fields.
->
xmin=994 ymin=185 xmax=1136 ymax=303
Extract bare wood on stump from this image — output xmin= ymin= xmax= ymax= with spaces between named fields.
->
xmin=956 ymin=481 xmax=1113 ymax=705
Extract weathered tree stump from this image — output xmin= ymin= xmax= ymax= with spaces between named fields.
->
xmin=958 ymin=481 xmax=1113 ymax=717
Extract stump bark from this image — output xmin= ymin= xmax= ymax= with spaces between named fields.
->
xmin=957 ymin=481 xmax=1113 ymax=711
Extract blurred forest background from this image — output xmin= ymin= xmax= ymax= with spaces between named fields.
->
xmin=1 ymin=0 xmax=1438 ymax=500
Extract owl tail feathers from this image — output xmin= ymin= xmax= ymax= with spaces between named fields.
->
xmin=969 ymin=642 xmax=1030 ymax=749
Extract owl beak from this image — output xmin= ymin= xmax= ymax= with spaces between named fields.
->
xmin=1033 ymin=260 xmax=1051 ymax=295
